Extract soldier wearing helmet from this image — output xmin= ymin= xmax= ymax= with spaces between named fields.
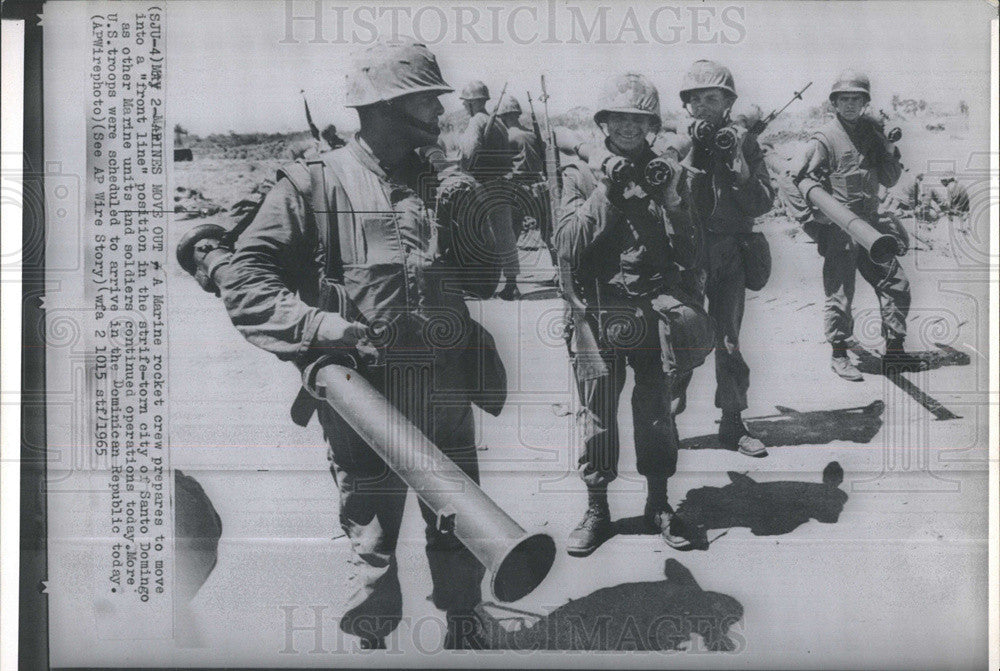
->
xmin=674 ymin=60 xmax=774 ymax=458
xmin=209 ymin=40 xmax=508 ymax=650
xmin=456 ymin=80 xmax=520 ymax=299
xmin=791 ymin=69 xmax=917 ymax=377
xmin=554 ymin=72 xmax=714 ymax=557
xmin=494 ymin=95 xmax=551 ymax=292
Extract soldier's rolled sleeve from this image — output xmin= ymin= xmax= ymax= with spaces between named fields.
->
xmin=219 ymin=178 xmax=326 ymax=361
xmin=732 ymin=138 xmax=775 ymax=218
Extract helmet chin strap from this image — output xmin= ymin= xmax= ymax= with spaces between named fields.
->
xmin=385 ymin=100 xmax=442 ymax=140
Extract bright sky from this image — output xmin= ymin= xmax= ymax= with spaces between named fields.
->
xmin=166 ymin=0 xmax=995 ymax=135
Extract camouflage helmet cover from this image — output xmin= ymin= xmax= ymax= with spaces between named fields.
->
xmin=459 ymin=80 xmax=491 ymax=100
xmin=495 ymin=95 xmax=522 ymax=116
xmin=679 ymin=60 xmax=737 ymax=103
xmin=593 ymin=73 xmax=662 ymax=131
xmin=345 ymin=40 xmax=453 ymax=108
xmin=829 ymin=70 xmax=871 ymax=102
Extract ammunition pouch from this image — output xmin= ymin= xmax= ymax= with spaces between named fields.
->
xmin=648 ymin=292 xmax=715 ymax=378
xmin=738 ymin=231 xmax=772 ymax=291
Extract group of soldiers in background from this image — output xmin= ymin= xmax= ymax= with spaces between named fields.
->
xmin=179 ymin=39 xmax=966 ymax=650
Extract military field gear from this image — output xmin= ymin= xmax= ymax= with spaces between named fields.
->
xmin=830 ymin=353 xmax=864 ymax=381
xmin=567 ymin=491 xmax=613 ymax=557
xmin=829 ymin=70 xmax=871 ymax=102
xmin=810 ymin=118 xmax=900 ymax=218
xmin=330 ymin=402 xmax=485 ymax=640
xmin=643 ymin=503 xmax=693 ymax=550
xmin=345 ymin=40 xmax=453 ymax=108
xmin=218 ymin=137 xmax=514 ymax=639
xmin=797 ymin=113 xmax=909 ymax=346
xmin=507 ymin=125 xmax=544 ymax=180
xmin=458 ymin=111 xmax=514 ymax=181
xmin=567 ymin=296 xmax=708 ymax=488
xmin=739 ymin=231 xmax=771 ymax=291
xmin=685 ymin=131 xmax=774 ymax=236
xmin=802 ymin=220 xmax=911 ymax=345
xmin=556 ymin=144 xmax=690 ymax=298
xmin=593 ymin=73 xmax=662 ymax=131
xmin=674 ymin=122 xmax=772 ymax=422
xmin=495 ymin=95 xmax=522 ymax=116
xmin=679 ymin=60 xmax=738 ymax=104
xmin=460 ymin=80 xmax=490 ymax=100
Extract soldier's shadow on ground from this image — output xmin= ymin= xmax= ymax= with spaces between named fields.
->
xmin=480 ymin=559 xmax=743 ymax=651
xmin=850 ymin=342 xmax=971 ymax=376
xmin=681 ymin=400 xmax=885 ymax=450
xmin=610 ymin=462 xmax=848 ymax=550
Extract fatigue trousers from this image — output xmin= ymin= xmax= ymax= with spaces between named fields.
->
xmin=673 ymin=234 xmax=753 ymax=414
xmin=318 ymin=358 xmax=484 ymax=640
xmin=481 ymin=180 xmax=518 ymax=283
xmin=803 ymin=221 xmax=911 ymax=344
xmin=574 ymin=304 xmax=680 ymax=489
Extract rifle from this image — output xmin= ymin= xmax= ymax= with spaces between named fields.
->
xmin=300 ymin=89 xmax=321 ymax=142
xmin=525 ymin=91 xmax=547 ymax=178
xmin=749 ymin=81 xmax=812 ymax=135
xmin=540 ymin=75 xmax=607 ymax=382
xmin=484 ymin=81 xmax=509 ymax=138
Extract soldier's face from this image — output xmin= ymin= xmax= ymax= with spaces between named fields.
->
xmin=833 ymin=93 xmax=867 ymax=121
xmin=606 ymin=112 xmax=654 ymax=152
xmin=397 ymin=91 xmax=445 ymax=143
xmin=687 ymin=89 xmax=733 ymax=125
xmin=403 ymin=92 xmax=445 ymax=127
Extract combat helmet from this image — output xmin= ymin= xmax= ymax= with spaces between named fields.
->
xmin=679 ymin=60 xmax=738 ymax=104
xmin=459 ymin=80 xmax=491 ymax=101
xmin=345 ymin=40 xmax=453 ymax=108
xmin=495 ymin=95 xmax=522 ymax=116
xmin=593 ymin=73 xmax=662 ymax=131
xmin=828 ymin=70 xmax=871 ymax=102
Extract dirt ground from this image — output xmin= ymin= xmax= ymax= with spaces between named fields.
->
xmin=152 ymin=117 xmax=989 ymax=667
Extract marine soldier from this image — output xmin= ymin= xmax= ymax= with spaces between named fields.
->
xmin=791 ymin=70 xmax=922 ymax=378
xmin=212 ymin=41 xmax=509 ymax=650
xmin=676 ymin=60 xmax=774 ymax=457
xmin=458 ymin=80 xmax=521 ymax=299
xmin=554 ymin=73 xmax=714 ymax=557
xmin=497 ymin=96 xmax=552 ymax=281
xmin=939 ymin=171 xmax=970 ymax=219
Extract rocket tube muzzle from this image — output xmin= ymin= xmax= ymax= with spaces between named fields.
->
xmin=305 ymin=359 xmax=556 ymax=603
xmin=797 ymin=177 xmax=901 ymax=264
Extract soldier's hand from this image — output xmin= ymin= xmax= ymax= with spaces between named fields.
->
xmin=315 ymin=313 xmax=369 ymax=349
xmin=789 ymin=140 xmax=824 ymax=184
xmin=650 ymin=155 xmax=685 ymax=209
xmin=722 ymin=126 xmax=751 ymax=183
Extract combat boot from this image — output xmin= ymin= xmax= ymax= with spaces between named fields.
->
xmin=831 ymin=353 xmax=863 ymax=381
xmin=718 ymin=411 xmax=768 ymax=458
xmin=443 ymin=610 xmax=488 ymax=650
xmin=643 ymin=501 xmax=693 ymax=550
xmin=566 ymin=489 xmax=612 ymax=557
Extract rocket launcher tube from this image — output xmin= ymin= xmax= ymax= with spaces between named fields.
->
xmin=797 ymin=177 xmax=901 ymax=264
